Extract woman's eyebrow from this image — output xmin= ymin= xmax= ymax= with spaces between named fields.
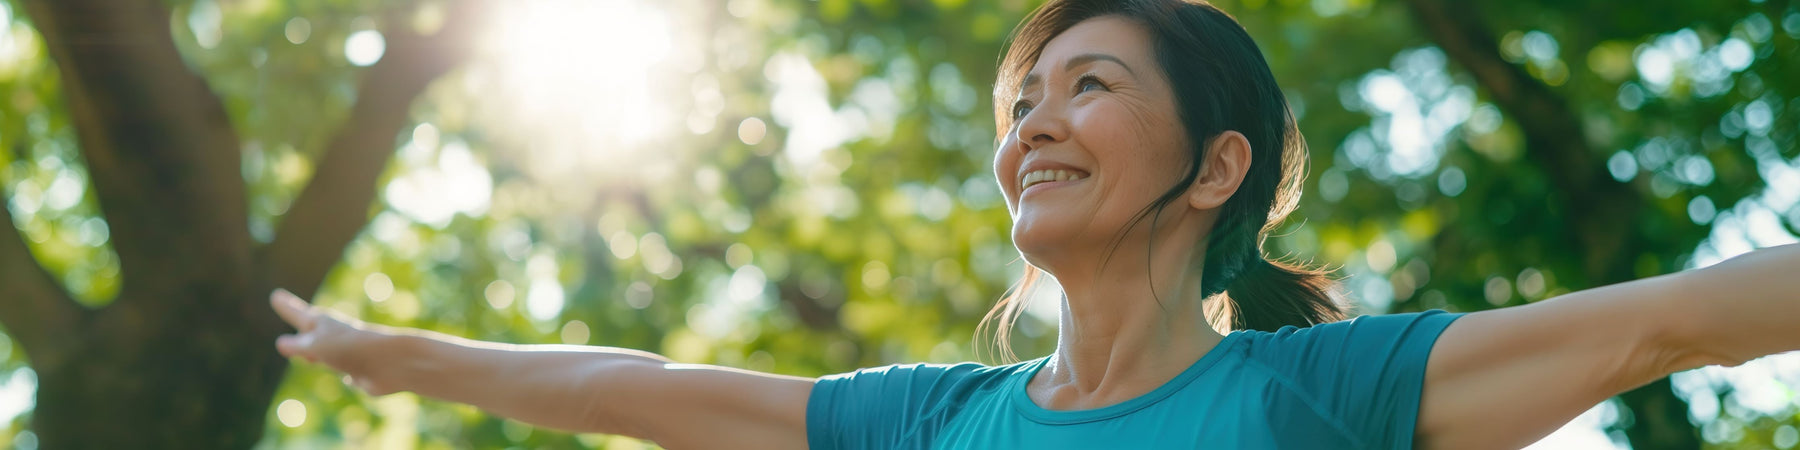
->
xmin=1019 ymin=53 xmax=1136 ymax=92
xmin=1064 ymin=53 xmax=1134 ymax=75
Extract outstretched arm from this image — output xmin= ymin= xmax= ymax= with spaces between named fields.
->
xmin=1664 ymin=244 xmax=1800 ymax=368
xmin=1414 ymin=243 xmax=1800 ymax=449
xmin=270 ymin=290 xmax=813 ymax=449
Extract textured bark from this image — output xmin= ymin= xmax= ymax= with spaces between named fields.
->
xmin=1402 ymin=0 xmax=1701 ymax=448
xmin=0 ymin=183 xmax=84 ymax=372
xmin=19 ymin=0 xmax=254 ymax=312
xmin=5 ymin=0 xmax=483 ymax=447
xmin=31 ymin=293 xmax=294 ymax=449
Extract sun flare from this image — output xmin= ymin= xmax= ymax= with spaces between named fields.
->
xmin=484 ymin=0 xmax=682 ymax=177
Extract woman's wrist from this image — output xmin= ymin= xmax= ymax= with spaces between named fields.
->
xmin=344 ymin=326 xmax=432 ymax=394
xmin=373 ymin=329 xmax=513 ymax=402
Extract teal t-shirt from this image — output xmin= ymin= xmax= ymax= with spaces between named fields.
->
xmin=806 ymin=310 xmax=1463 ymax=449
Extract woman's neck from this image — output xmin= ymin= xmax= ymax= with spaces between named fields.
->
xmin=1028 ymin=240 xmax=1225 ymax=410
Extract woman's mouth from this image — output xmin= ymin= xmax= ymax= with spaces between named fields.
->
xmin=1020 ymin=169 xmax=1090 ymax=194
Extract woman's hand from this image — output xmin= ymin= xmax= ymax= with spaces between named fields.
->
xmin=270 ymin=289 xmax=398 ymax=395
xmin=267 ymin=288 xmax=815 ymax=446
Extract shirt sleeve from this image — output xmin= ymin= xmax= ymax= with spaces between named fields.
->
xmin=806 ymin=362 xmax=989 ymax=450
xmin=1242 ymin=310 xmax=1464 ymax=449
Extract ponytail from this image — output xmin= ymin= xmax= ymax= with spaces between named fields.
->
xmin=1212 ymin=255 xmax=1345 ymax=332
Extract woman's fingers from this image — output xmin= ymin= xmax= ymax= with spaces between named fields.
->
xmin=276 ymin=334 xmax=315 ymax=362
xmin=269 ymin=289 xmax=385 ymax=393
xmin=270 ymin=289 xmax=316 ymax=332
xmin=271 ymin=289 xmax=324 ymax=364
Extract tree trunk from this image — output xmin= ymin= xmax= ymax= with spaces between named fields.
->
xmin=32 ymin=293 xmax=290 ymax=448
xmin=0 ymin=0 xmax=483 ymax=447
xmin=1402 ymin=0 xmax=1702 ymax=448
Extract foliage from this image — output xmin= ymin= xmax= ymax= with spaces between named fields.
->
xmin=0 ymin=0 xmax=1794 ymax=448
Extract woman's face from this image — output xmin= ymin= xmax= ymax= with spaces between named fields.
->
xmin=995 ymin=16 xmax=1191 ymax=268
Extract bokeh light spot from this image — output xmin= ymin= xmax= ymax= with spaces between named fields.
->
xmin=625 ymin=282 xmax=654 ymax=309
xmin=738 ymin=117 xmax=768 ymax=145
xmin=364 ymin=272 xmax=394 ymax=303
xmin=284 ymin=17 xmax=312 ymax=45
xmin=560 ymin=320 xmax=590 ymax=345
xmin=725 ymin=243 xmax=754 ymax=268
xmin=277 ymin=399 xmax=307 ymax=428
xmin=345 ymin=29 xmax=386 ymax=66
xmin=484 ymin=280 xmax=516 ymax=310
xmin=1484 ymin=276 xmax=1512 ymax=305
xmin=526 ymin=278 xmax=565 ymax=321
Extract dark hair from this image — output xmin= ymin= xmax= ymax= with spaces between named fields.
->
xmin=978 ymin=0 xmax=1346 ymax=362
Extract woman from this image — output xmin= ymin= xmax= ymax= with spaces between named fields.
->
xmin=270 ymin=0 xmax=1800 ymax=448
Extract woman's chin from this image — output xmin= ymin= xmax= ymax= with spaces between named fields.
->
xmin=1011 ymin=225 xmax=1078 ymax=262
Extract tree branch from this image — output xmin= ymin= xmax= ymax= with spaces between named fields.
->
xmin=1401 ymin=0 xmax=1646 ymax=282
xmin=263 ymin=0 xmax=486 ymax=300
xmin=19 ymin=0 xmax=253 ymax=296
xmin=0 ymin=185 xmax=84 ymax=371
xmin=1402 ymin=1 xmax=1701 ymax=448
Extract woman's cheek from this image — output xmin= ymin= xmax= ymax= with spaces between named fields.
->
xmin=1102 ymin=99 xmax=1188 ymax=179
xmin=1078 ymin=102 xmax=1141 ymax=148
xmin=994 ymin=144 xmax=1021 ymax=211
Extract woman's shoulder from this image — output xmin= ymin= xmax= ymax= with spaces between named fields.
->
xmin=819 ymin=357 xmax=1041 ymax=388
xmin=1226 ymin=310 xmax=1462 ymax=390
xmin=808 ymin=358 xmax=1048 ymax=449
xmin=1232 ymin=309 xmax=1463 ymax=376
xmin=1239 ymin=309 xmax=1463 ymax=345
xmin=809 ymin=358 xmax=1040 ymax=430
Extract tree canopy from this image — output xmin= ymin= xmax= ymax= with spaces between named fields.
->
xmin=0 ymin=0 xmax=1796 ymax=448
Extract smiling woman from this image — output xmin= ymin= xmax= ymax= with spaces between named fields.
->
xmin=264 ymin=0 xmax=1800 ymax=449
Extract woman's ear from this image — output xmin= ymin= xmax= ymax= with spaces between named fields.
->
xmin=1187 ymin=131 xmax=1252 ymax=211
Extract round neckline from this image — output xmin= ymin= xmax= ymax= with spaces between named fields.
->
xmin=1009 ymin=331 xmax=1245 ymax=425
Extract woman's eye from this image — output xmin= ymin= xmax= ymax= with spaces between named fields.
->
xmin=1011 ymin=101 xmax=1034 ymax=120
xmin=1077 ymin=76 xmax=1106 ymax=94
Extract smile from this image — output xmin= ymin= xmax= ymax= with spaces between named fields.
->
xmin=1020 ymin=169 xmax=1089 ymax=191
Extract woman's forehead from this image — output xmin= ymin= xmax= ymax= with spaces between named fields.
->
xmin=1029 ymin=17 xmax=1154 ymax=75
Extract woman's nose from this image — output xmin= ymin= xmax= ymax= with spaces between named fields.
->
xmin=1014 ymin=100 xmax=1068 ymax=151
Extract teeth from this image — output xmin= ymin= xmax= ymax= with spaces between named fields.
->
xmin=1020 ymin=169 xmax=1088 ymax=191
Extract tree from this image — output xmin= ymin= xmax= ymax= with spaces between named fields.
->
xmin=0 ymin=0 xmax=482 ymax=447
xmin=0 ymin=0 xmax=1794 ymax=448
xmin=1392 ymin=1 xmax=1796 ymax=447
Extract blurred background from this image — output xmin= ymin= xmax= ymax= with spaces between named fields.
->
xmin=0 ymin=0 xmax=1795 ymax=448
